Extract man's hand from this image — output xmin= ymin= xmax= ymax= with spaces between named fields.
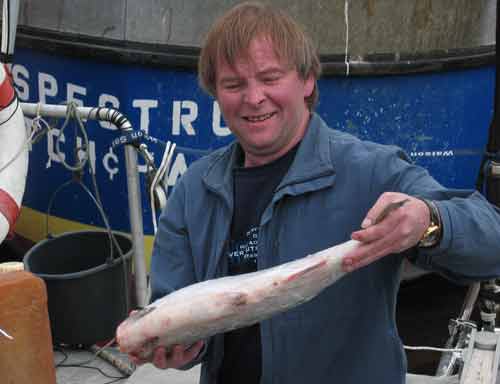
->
xmin=128 ymin=341 xmax=205 ymax=369
xmin=342 ymin=192 xmax=430 ymax=272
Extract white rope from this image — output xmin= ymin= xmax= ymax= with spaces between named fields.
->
xmin=404 ymin=345 xmax=463 ymax=353
xmin=344 ymin=0 xmax=350 ymax=76
xmin=0 ymin=102 xmax=49 ymax=175
xmin=150 ymin=141 xmax=176 ymax=234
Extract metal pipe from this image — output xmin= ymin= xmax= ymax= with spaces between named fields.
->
xmin=435 ymin=282 xmax=481 ymax=376
xmin=123 ymin=145 xmax=148 ymax=308
xmin=459 ymin=283 xmax=482 ymax=322
xmin=19 ymin=103 xmax=133 ymax=130
xmin=20 ymin=102 xmax=149 ymax=307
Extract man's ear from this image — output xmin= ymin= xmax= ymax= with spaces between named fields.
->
xmin=303 ymin=74 xmax=315 ymax=98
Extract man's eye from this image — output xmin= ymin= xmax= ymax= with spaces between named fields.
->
xmin=263 ymin=77 xmax=280 ymax=84
xmin=223 ymin=82 xmax=242 ymax=90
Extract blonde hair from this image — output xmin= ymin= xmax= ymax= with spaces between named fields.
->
xmin=198 ymin=2 xmax=321 ymax=110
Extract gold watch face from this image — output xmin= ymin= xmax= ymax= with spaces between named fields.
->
xmin=419 ymin=224 xmax=440 ymax=247
xmin=424 ymin=224 xmax=439 ymax=237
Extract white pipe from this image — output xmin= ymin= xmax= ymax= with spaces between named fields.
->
xmin=19 ymin=103 xmax=133 ymax=130
xmin=124 ymin=146 xmax=148 ymax=308
xmin=20 ymin=102 xmax=148 ymax=307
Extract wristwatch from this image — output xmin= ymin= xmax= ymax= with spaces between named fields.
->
xmin=418 ymin=199 xmax=442 ymax=248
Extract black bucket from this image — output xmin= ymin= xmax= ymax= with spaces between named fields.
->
xmin=23 ymin=231 xmax=132 ymax=346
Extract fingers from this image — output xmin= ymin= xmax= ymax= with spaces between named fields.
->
xmin=343 ymin=193 xmax=431 ymax=272
xmin=151 ymin=347 xmax=168 ymax=369
xmin=128 ymin=350 xmax=150 ymax=366
xmin=151 ymin=341 xmax=205 ymax=370
xmin=181 ymin=341 xmax=205 ymax=365
xmin=360 ymin=192 xmax=397 ymax=229
xmin=344 ymin=229 xmax=407 ymax=272
xmin=344 ymin=231 xmax=396 ymax=272
xmin=351 ymin=213 xmax=399 ymax=243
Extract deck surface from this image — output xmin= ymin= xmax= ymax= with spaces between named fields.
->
xmin=55 ymin=349 xmax=460 ymax=384
xmin=55 ymin=348 xmax=200 ymax=384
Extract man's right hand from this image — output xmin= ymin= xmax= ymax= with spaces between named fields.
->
xmin=128 ymin=341 xmax=205 ymax=369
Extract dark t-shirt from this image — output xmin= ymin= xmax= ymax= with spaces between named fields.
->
xmin=218 ymin=144 xmax=298 ymax=384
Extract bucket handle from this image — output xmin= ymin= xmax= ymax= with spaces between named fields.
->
xmin=45 ymin=176 xmax=131 ymax=313
xmin=46 ymin=178 xmax=119 ymax=265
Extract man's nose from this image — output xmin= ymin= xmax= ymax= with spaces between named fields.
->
xmin=243 ymin=83 xmax=265 ymax=105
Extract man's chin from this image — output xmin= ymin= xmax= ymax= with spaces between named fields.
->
xmin=239 ymin=143 xmax=288 ymax=166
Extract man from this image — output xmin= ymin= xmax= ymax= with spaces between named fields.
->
xmin=133 ymin=2 xmax=500 ymax=383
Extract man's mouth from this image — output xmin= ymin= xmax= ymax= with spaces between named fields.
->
xmin=243 ymin=112 xmax=276 ymax=122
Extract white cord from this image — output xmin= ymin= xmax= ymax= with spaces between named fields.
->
xmin=150 ymin=143 xmax=169 ymax=234
xmin=150 ymin=141 xmax=176 ymax=234
xmin=157 ymin=142 xmax=176 ymax=186
xmin=0 ymin=107 xmax=50 ymax=175
xmin=344 ymin=0 xmax=350 ymax=76
xmin=404 ymin=345 xmax=463 ymax=353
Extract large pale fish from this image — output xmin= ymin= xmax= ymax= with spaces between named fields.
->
xmin=116 ymin=239 xmax=360 ymax=359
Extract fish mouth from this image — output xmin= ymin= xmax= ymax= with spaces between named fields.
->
xmin=243 ymin=112 xmax=276 ymax=123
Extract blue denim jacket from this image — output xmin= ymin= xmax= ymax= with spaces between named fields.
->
xmin=150 ymin=113 xmax=500 ymax=384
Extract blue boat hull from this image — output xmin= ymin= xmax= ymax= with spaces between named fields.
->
xmin=11 ymin=47 xmax=494 ymax=247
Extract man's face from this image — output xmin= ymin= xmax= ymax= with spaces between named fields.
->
xmin=215 ymin=38 xmax=314 ymax=167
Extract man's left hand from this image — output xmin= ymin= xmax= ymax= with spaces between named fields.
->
xmin=342 ymin=192 xmax=430 ymax=272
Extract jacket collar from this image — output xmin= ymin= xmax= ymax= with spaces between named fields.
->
xmin=201 ymin=113 xmax=335 ymax=204
xmin=277 ymin=113 xmax=335 ymax=192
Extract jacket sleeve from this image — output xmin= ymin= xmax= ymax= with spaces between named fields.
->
xmin=150 ymin=177 xmax=196 ymax=301
xmin=377 ymin=146 xmax=500 ymax=283
xmin=149 ymin=177 xmax=208 ymax=368
xmin=415 ymin=191 xmax=500 ymax=283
